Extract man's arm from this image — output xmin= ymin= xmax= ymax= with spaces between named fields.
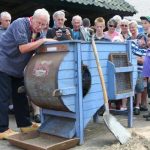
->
xmin=19 ymin=38 xmax=56 ymax=53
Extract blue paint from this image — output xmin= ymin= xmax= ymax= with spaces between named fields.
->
xmin=39 ymin=40 xmax=137 ymax=144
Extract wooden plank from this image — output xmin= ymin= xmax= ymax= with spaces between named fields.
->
xmin=63 ymin=52 xmax=75 ymax=61
xmin=58 ymin=78 xmax=75 ymax=87
xmin=81 ymin=42 xmax=127 ymax=52
xmin=83 ymin=59 xmax=107 ymax=68
xmin=58 ymin=70 xmax=75 ymax=79
xmin=59 ymin=67 xmax=137 ymax=81
xmin=82 ymin=51 xmax=111 ymax=60
xmin=59 ymin=61 xmax=76 ymax=70
xmin=46 ymin=138 xmax=79 ymax=150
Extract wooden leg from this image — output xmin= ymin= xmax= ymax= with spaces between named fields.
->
xmin=128 ymin=96 xmax=133 ymax=128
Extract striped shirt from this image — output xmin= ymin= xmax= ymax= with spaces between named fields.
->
xmin=131 ymin=41 xmax=147 ymax=72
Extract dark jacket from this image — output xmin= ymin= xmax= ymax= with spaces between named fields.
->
xmin=46 ymin=27 xmax=72 ymax=41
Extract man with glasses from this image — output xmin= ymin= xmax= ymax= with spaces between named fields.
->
xmin=0 ymin=11 xmax=11 ymax=38
xmin=0 ymin=8 xmax=56 ymax=140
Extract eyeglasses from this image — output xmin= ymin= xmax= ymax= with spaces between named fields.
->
xmin=109 ymin=24 xmax=116 ymax=28
xmin=121 ymin=24 xmax=128 ymax=27
xmin=35 ymin=20 xmax=47 ymax=28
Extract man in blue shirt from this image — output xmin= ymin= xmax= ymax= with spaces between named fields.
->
xmin=0 ymin=8 xmax=55 ymax=140
xmin=71 ymin=15 xmax=90 ymax=41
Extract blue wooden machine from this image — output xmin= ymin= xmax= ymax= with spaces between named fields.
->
xmin=9 ymin=41 xmax=137 ymax=150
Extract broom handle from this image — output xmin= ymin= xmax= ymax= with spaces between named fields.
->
xmin=91 ymin=37 xmax=109 ymax=106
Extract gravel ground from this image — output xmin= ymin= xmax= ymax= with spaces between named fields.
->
xmin=1 ymin=110 xmax=150 ymax=150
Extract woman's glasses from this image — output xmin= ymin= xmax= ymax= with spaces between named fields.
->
xmin=121 ymin=24 xmax=128 ymax=27
xmin=109 ymin=24 xmax=116 ymax=28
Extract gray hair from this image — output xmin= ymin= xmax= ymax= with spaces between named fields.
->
xmin=33 ymin=8 xmax=50 ymax=22
xmin=107 ymin=18 xmax=117 ymax=27
xmin=121 ymin=19 xmax=129 ymax=25
xmin=72 ymin=15 xmax=82 ymax=25
xmin=53 ymin=10 xmax=66 ymax=20
xmin=0 ymin=11 xmax=11 ymax=20
xmin=113 ymin=15 xmax=122 ymax=23
xmin=129 ymin=20 xmax=138 ymax=28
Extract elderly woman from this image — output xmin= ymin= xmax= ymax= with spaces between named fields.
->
xmin=104 ymin=18 xmax=124 ymax=42
xmin=128 ymin=20 xmax=139 ymax=40
xmin=112 ymin=15 xmax=122 ymax=33
xmin=46 ymin=10 xmax=72 ymax=41
xmin=120 ymin=19 xmax=130 ymax=40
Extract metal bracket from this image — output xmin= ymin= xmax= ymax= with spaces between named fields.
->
xmin=53 ymin=87 xmax=76 ymax=97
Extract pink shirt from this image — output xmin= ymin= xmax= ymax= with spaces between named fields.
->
xmin=104 ymin=31 xmax=123 ymax=42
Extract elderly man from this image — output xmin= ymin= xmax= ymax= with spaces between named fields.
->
xmin=46 ymin=10 xmax=72 ymax=40
xmin=0 ymin=11 xmax=11 ymax=38
xmin=0 ymin=8 xmax=55 ymax=140
xmin=71 ymin=15 xmax=90 ymax=41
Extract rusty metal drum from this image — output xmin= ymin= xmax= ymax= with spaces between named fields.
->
xmin=24 ymin=44 xmax=69 ymax=111
xmin=24 ymin=42 xmax=91 ymax=112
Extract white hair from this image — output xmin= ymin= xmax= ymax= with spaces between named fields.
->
xmin=113 ymin=15 xmax=122 ymax=23
xmin=129 ymin=20 xmax=138 ymax=28
xmin=72 ymin=15 xmax=82 ymax=25
xmin=33 ymin=8 xmax=50 ymax=22
xmin=121 ymin=19 xmax=129 ymax=25
xmin=53 ymin=10 xmax=66 ymax=20
xmin=0 ymin=11 xmax=11 ymax=20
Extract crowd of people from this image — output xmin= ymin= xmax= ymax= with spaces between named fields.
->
xmin=0 ymin=8 xmax=150 ymax=140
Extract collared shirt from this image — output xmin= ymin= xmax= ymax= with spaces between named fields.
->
xmin=0 ymin=17 xmax=34 ymax=77
xmin=72 ymin=30 xmax=81 ymax=40
xmin=71 ymin=26 xmax=91 ymax=41
xmin=121 ymin=32 xmax=130 ymax=40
